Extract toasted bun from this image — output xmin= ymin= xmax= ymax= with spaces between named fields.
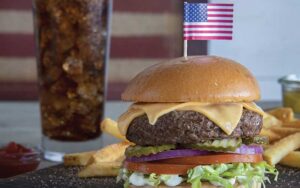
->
xmin=122 ymin=56 xmax=260 ymax=103
xmin=130 ymin=182 xmax=261 ymax=188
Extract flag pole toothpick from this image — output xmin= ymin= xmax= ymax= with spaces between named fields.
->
xmin=183 ymin=40 xmax=188 ymax=59
xmin=183 ymin=2 xmax=188 ymax=60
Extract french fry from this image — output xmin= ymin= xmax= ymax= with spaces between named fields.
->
xmin=263 ymin=132 xmax=300 ymax=165
xmin=280 ymin=151 xmax=300 ymax=168
xmin=63 ymin=151 xmax=96 ymax=166
xmin=78 ymin=162 xmax=121 ymax=177
xmin=262 ymin=144 xmax=271 ymax=150
xmin=101 ymin=118 xmax=127 ymax=141
xmin=87 ymin=141 xmax=131 ymax=165
xmin=270 ymin=127 xmax=300 ymax=137
xmin=282 ymin=119 xmax=300 ymax=128
xmin=263 ymin=113 xmax=282 ymax=129
xmin=260 ymin=128 xmax=282 ymax=143
xmin=267 ymin=107 xmax=294 ymax=123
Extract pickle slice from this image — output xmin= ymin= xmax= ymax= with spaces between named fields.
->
xmin=182 ymin=138 xmax=242 ymax=152
xmin=125 ymin=145 xmax=176 ymax=157
xmin=242 ymin=136 xmax=269 ymax=145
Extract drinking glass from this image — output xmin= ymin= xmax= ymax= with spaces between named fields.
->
xmin=32 ymin=0 xmax=112 ymax=161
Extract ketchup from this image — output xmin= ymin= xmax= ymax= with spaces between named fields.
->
xmin=0 ymin=142 xmax=40 ymax=178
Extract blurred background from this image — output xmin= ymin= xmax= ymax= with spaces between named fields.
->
xmin=0 ymin=0 xmax=299 ymax=101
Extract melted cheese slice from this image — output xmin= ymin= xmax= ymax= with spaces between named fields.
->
xmin=118 ymin=102 xmax=265 ymax=136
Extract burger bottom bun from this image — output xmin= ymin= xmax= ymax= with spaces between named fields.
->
xmin=130 ymin=181 xmax=261 ymax=188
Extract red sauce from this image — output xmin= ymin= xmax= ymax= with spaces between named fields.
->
xmin=0 ymin=142 xmax=40 ymax=178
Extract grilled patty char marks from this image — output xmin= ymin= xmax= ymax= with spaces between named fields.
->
xmin=126 ymin=109 xmax=263 ymax=146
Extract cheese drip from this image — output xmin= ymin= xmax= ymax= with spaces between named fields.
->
xmin=118 ymin=102 xmax=265 ymax=136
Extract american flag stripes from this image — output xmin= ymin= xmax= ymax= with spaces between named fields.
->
xmin=184 ymin=3 xmax=234 ymax=40
xmin=0 ymin=0 xmax=182 ymax=100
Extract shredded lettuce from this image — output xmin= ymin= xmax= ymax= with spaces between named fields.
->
xmin=118 ymin=162 xmax=278 ymax=188
xmin=187 ymin=165 xmax=232 ymax=188
xmin=117 ymin=171 xmax=183 ymax=187
xmin=187 ymin=162 xmax=278 ymax=188
xmin=160 ymin=174 xmax=171 ymax=182
xmin=117 ymin=168 xmax=130 ymax=188
xmin=147 ymin=173 xmax=161 ymax=186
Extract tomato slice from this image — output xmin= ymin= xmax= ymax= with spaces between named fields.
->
xmin=124 ymin=161 xmax=195 ymax=175
xmin=157 ymin=154 xmax=263 ymax=165
xmin=124 ymin=154 xmax=263 ymax=175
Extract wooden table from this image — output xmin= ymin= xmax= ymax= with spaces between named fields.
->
xmin=0 ymin=101 xmax=280 ymax=169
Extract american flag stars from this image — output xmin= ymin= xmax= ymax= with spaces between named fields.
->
xmin=184 ymin=3 xmax=208 ymax=22
xmin=183 ymin=3 xmax=234 ymax=40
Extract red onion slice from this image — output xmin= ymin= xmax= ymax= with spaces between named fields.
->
xmin=126 ymin=149 xmax=212 ymax=162
xmin=126 ymin=145 xmax=263 ymax=163
xmin=232 ymin=145 xmax=263 ymax=155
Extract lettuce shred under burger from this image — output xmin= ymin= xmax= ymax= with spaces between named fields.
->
xmin=118 ymin=162 xmax=278 ymax=188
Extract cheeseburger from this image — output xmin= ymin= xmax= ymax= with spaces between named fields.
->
xmin=117 ymin=56 xmax=277 ymax=188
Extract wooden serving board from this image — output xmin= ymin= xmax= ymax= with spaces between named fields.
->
xmin=0 ymin=165 xmax=299 ymax=188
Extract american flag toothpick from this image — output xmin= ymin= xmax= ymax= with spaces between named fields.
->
xmin=183 ymin=2 xmax=234 ymax=58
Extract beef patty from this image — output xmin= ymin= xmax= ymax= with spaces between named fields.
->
xmin=126 ymin=108 xmax=263 ymax=146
